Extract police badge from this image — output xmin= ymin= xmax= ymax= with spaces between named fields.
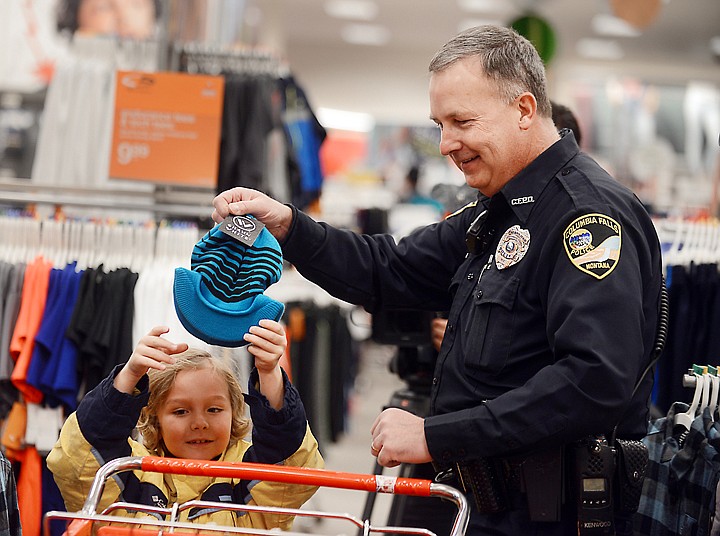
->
xmin=563 ymin=213 xmax=622 ymax=280
xmin=495 ymin=225 xmax=530 ymax=270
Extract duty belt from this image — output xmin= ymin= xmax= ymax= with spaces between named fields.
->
xmin=454 ymin=456 xmax=523 ymax=514
xmin=452 ymin=447 xmax=564 ymax=521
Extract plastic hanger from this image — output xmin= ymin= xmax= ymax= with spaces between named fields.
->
xmin=664 ymin=219 xmax=685 ymax=268
xmin=675 ymin=369 xmax=704 ymax=430
xmin=698 ymin=368 xmax=711 ymax=415
xmin=710 ymin=220 xmax=720 ymax=264
xmin=708 ymin=365 xmax=720 ymax=420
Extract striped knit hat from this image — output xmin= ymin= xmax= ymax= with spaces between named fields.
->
xmin=173 ymin=218 xmax=284 ymax=347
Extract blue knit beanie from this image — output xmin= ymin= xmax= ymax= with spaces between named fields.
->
xmin=173 ymin=217 xmax=285 ymax=347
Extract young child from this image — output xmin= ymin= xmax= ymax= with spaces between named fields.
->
xmin=47 ymin=320 xmax=323 ymax=532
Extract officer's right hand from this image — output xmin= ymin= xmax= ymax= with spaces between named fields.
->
xmin=212 ymin=187 xmax=294 ymax=242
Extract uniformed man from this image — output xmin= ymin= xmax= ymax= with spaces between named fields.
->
xmin=211 ymin=24 xmax=663 ymax=536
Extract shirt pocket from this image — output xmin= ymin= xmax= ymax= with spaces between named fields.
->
xmin=461 ymin=268 xmax=519 ymax=375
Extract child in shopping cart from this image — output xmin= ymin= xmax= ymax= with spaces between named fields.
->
xmin=47 ymin=321 xmax=323 ymax=532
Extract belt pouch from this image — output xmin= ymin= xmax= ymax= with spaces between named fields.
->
xmin=457 ymin=458 xmax=509 ymax=514
xmin=521 ymin=447 xmax=563 ymax=522
xmin=613 ymin=439 xmax=649 ymax=515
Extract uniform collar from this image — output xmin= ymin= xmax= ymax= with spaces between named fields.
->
xmin=495 ymin=130 xmax=580 ymax=223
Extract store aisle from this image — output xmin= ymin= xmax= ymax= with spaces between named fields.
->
xmin=296 ymin=341 xmax=407 ymax=534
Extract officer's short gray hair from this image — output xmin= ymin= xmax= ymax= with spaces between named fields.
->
xmin=429 ymin=25 xmax=552 ymax=118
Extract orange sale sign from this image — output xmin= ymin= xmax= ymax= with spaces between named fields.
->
xmin=109 ymin=71 xmax=224 ymax=187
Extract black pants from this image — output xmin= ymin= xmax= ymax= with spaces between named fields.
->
xmin=391 ymin=464 xmax=577 ymax=536
xmin=465 ymin=489 xmax=576 ymax=536
xmin=388 ymin=463 xmax=457 ymax=535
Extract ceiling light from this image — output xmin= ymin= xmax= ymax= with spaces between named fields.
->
xmin=576 ymin=38 xmax=624 ymax=60
xmin=317 ymin=107 xmax=375 ymax=132
xmin=340 ymin=23 xmax=390 ymax=46
xmin=324 ymin=0 xmax=378 ymax=21
xmin=592 ymin=14 xmax=641 ymax=37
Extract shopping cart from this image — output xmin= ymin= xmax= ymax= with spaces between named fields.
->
xmin=44 ymin=456 xmax=469 ymax=536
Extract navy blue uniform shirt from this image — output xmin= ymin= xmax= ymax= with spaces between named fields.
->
xmin=283 ymin=131 xmax=663 ymax=466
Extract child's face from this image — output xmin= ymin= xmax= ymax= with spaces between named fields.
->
xmin=157 ymin=366 xmax=233 ymax=460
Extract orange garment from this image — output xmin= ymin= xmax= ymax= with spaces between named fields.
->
xmin=1 ymin=401 xmax=27 ymax=454
xmin=15 ymin=446 xmax=42 ymax=536
xmin=10 ymin=257 xmax=53 ymax=404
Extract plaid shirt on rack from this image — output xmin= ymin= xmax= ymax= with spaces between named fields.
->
xmin=0 ymin=452 xmax=20 ymax=536
xmin=635 ymin=403 xmax=720 ymax=536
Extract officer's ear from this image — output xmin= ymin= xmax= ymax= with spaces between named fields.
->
xmin=516 ymin=92 xmax=537 ymax=131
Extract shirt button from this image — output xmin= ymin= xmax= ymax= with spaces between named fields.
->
xmin=476 ymin=290 xmax=483 ymax=299
xmin=467 ymin=272 xmax=474 ymax=280
xmin=561 ymin=168 xmax=571 ymax=176
xmin=432 ymin=377 xmax=438 ymax=385
xmin=447 ymin=323 xmax=454 ymax=332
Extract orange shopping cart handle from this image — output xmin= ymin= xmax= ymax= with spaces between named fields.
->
xmin=55 ymin=456 xmax=468 ymax=536
xmin=140 ymin=456 xmax=433 ymax=496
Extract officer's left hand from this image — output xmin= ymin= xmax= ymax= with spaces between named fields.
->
xmin=370 ymin=408 xmax=432 ymax=467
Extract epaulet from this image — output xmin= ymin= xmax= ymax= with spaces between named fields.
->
xmin=445 ymin=200 xmax=477 ymax=220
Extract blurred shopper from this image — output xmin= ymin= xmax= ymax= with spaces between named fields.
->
xmin=56 ymin=0 xmax=160 ymax=40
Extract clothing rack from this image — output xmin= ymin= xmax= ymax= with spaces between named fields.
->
xmin=682 ymin=364 xmax=720 ymax=388
xmin=171 ymin=42 xmax=287 ymax=76
xmin=0 ymin=178 xmax=214 ymax=219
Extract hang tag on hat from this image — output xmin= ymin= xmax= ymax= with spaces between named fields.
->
xmin=219 ymin=214 xmax=266 ymax=246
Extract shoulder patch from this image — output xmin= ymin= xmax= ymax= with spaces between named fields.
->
xmin=445 ymin=200 xmax=477 ymax=220
xmin=563 ymin=213 xmax=621 ymax=280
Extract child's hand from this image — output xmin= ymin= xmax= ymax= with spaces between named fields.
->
xmin=114 ymin=326 xmax=189 ymax=394
xmin=244 ymin=319 xmax=287 ymax=409
xmin=244 ymin=319 xmax=287 ymax=374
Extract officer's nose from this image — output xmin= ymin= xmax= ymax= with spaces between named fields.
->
xmin=439 ymin=128 xmax=462 ymax=157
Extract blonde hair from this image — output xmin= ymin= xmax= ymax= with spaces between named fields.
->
xmin=136 ymin=348 xmax=250 ymax=453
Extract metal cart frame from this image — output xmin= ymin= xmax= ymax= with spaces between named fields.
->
xmin=44 ymin=456 xmax=469 ymax=536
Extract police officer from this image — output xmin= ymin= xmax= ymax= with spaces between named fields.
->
xmin=212 ymin=24 xmax=663 ymax=536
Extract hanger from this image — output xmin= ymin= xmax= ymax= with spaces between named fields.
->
xmin=698 ymin=367 xmax=711 ymax=415
xmin=708 ymin=365 xmax=720 ymax=420
xmin=709 ymin=220 xmax=720 ymax=264
xmin=676 ymin=367 xmax=704 ymax=430
xmin=663 ymin=219 xmax=683 ymax=268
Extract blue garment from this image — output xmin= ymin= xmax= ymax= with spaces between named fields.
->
xmin=27 ymin=263 xmax=83 ymax=410
xmin=173 ymin=222 xmax=285 ymax=347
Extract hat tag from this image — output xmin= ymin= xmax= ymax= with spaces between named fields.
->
xmin=495 ymin=225 xmax=530 ymax=270
xmin=219 ymin=214 xmax=265 ymax=246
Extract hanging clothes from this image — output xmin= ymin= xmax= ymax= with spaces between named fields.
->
xmin=0 ymin=210 xmax=208 ymax=536
xmin=0 ymin=261 xmax=24 ymax=420
xmin=279 ymin=75 xmax=327 ymax=210
xmin=175 ymin=44 xmax=326 ymax=208
xmin=65 ymin=265 xmax=138 ymax=396
xmin=25 ymin=263 xmax=83 ymax=410
xmin=0 ymin=450 xmax=21 ymax=536
xmin=635 ymin=404 xmax=720 ymax=535
xmin=9 ymin=256 xmax=53 ymax=404
xmin=216 ymin=73 xmax=279 ymax=195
